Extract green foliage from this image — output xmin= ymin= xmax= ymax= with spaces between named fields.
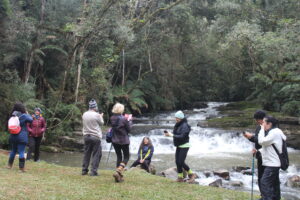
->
xmin=282 ymin=101 xmax=300 ymax=117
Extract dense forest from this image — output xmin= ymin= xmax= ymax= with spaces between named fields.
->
xmin=0 ymin=0 xmax=299 ymax=142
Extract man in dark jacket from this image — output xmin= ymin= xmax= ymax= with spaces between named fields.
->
xmin=165 ymin=111 xmax=196 ymax=183
xmin=243 ymin=110 xmax=266 ymax=197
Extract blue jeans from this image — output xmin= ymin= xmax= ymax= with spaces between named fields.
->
xmin=9 ymin=143 xmax=26 ymax=159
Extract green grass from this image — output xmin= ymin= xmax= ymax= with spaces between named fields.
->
xmin=0 ymin=154 xmax=251 ymax=200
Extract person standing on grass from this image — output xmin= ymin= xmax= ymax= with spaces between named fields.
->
xmin=7 ymin=102 xmax=33 ymax=172
xmin=26 ymin=107 xmax=46 ymax=162
xmin=81 ymin=99 xmax=104 ymax=176
xmin=130 ymin=137 xmax=154 ymax=173
xmin=258 ymin=116 xmax=286 ymax=200
xmin=164 ymin=111 xmax=196 ymax=183
xmin=110 ymin=103 xmax=132 ymax=183
xmin=243 ymin=110 xmax=266 ymax=197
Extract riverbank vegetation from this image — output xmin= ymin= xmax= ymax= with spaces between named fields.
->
xmin=0 ymin=0 xmax=299 ymax=144
xmin=0 ymin=154 xmax=251 ymax=200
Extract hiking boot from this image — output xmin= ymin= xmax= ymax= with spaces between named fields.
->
xmin=176 ymin=177 xmax=185 ymax=182
xmin=82 ymin=171 xmax=88 ymax=175
xmin=113 ymin=165 xmax=125 ymax=183
xmin=7 ymin=157 xmax=14 ymax=169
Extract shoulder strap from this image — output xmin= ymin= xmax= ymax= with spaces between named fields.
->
xmin=272 ymin=143 xmax=280 ymax=156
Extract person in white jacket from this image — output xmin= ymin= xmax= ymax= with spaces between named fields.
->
xmin=258 ymin=116 xmax=286 ymax=200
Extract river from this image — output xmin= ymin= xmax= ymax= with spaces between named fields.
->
xmin=41 ymin=102 xmax=300 ymax=199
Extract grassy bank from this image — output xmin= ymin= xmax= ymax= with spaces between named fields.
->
xmin=0 ymin=154 xmax=251 ymax=200
xmin=206 ymin=101 xmax=296 ymax=129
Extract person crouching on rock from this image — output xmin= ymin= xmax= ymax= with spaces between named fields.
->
xmin=164 ymin=111 xmax=196 ymax=183
xmin=26 ymin=107 xmax=46 ymax=162
xmin=110 ymin=103 xmax=132 ymax=182
xmin=130 ymin=137 xmax=154 ymax=173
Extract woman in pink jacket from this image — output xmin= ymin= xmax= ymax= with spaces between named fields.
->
xmin=27 ymin=108 xmax=46 ymax=162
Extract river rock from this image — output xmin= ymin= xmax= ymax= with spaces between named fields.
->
xmin=197 ymin=121 xmax=208 ymax=128
xmin=286 ymin=175 xmax=300 ymax=188
xmin=242 ymin=169 xmax=253 ymax=176
xmin=204 ymin=171 xmax=213 ymax=178
xmin=209 ymin=179 xmax=222 ymax=187
xmin=232 ymin=166 xmax=250 ymax=172
xmin=229 ymin=181 xmax=244 ymax=187
xmin=213 ymin=170 xmax=230 ymax=180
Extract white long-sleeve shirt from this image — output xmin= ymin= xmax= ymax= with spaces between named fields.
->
xmin=258 ymin=127 xmax=286 ymax=167
xmin=82 ymin=110 xmax=104 ymax=138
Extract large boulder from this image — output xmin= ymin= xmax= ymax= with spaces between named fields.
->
xmin=209 ymin=179 xmax=222 ymax=187
xmin=286 ymin=175 xmax=300 ymax=188
xmin=213 ymin=170 xmax=230 ymax=180
xmin=193 ymin=102 xmax=208 ymax=109
xmin=160 ymin=167 xmax=187 ymax=180
xmin=203 ymin=171 xmax=213 ymax=178
xmin=130 ymin=164 xmax=156 ymax=175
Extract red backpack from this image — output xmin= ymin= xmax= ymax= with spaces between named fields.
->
xmin=8 ymin=116 xmax=21 ymax=134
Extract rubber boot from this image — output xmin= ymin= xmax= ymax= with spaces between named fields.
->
xmin=7 ymin=157 xmax=14 ymax=169
xmin=19 ymin=158 xmax=26 ymax=172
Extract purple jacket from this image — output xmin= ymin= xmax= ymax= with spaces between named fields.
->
xmin=110 ymin=114 xmax=131 ymax=145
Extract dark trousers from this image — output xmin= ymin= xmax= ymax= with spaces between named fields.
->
xmin=175 ymin=147 xmax=190 ymax=173
xmin=260 ymin=166 xmax=281 ymax=200
xmin=112 ymin=143 xmax=130 ymax=167
xmin=256 ymin=152 xmax=265 ymax=194
xmin=131 ymin=159 xmax=151 ymax=172
xmin=82 ymin=135 xmax=102 ymax=175
xmin=27 ymin=136 xmax=42 ymax=161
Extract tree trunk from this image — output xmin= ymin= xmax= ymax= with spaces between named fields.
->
xmin=122 ymin=48 xmax=126 ymax=87
xmin=23 ymin=0 xmax=47 ymax=84
xmin=75 ymin=45 xmax=85 ymax=103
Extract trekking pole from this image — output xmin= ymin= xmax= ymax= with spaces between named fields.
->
xmin=106 ymin=144 xmax=113 ymax=165
xmin=251 ymin=153 xmax=255 ymax=200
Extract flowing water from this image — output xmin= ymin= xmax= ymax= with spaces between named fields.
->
xmin=41 ymin=102 xmax=300 ymax=199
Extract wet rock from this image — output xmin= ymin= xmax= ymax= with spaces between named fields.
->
xmin=209 ymin=179 xmax=222 ymax=187
xmin=232 ymin=166 xmax=250 ymax=172
xmin=229 ymin=181 xmax=244 ymax=187
xmin=286 ymin=175 xmax=300 ymax=188
xmin=242 ymin=169 xmax=253 ymax=176
xmin=40 ymin=145 xmax=63 ymax=153
xmin=213 ymin=170 xmax=230 ymax=180
xmin=197 ymin=121 xmax=208 ymax=128
xmin=204 ymin=171 xmax=213 ymax=178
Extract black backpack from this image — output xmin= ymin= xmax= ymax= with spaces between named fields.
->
xmin=272 ymin=139 xmax=289 ymax=171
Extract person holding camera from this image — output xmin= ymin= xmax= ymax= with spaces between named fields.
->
xmin=257 ymin=116 xmax=286 ymax=200
xmin=243 ymin=110 xmax=266 ymax=196
xmin=81 ymin=99 xmax=104 ymax=176
xmin=164 ymin=111 xmax=196 ymax=183
xmin=110 ymin=103 xmax=132 ymax=183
